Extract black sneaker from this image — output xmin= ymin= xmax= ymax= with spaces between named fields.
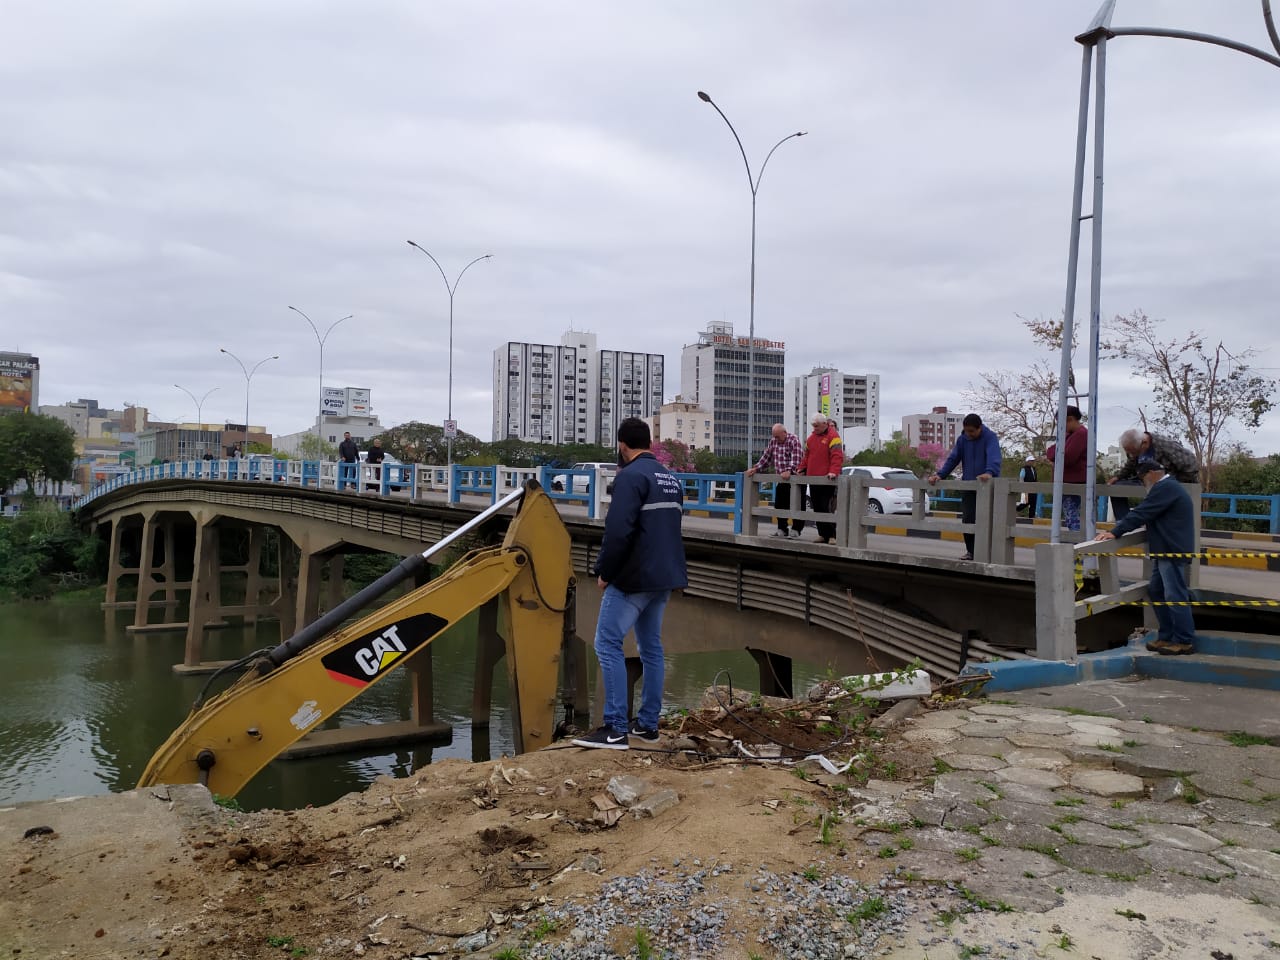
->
xmin=628 ymin=721 xmax=660 ymax=744
xmin=571 ymin=726 xmax=629 ymax=750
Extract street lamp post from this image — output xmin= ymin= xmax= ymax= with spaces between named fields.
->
xmin=174 ymin=383 xmax=219 ymax=457
xmin=406 ymin=242 xmax=492 ymax=469
xmin=219 ymin=348 xmax=279 ymax=455
xmin=697 ymin=90 xmax=806 ymax=466
xmin=288 ymin=306 xmax=352 ymax=457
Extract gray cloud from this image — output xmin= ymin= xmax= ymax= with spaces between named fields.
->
xmin=3 ymin=1 xmax=1278 ymax=454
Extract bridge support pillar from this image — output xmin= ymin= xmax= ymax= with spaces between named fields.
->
xmin=102 ymin=516 xmax=131 ymax=609
xmin=748 ymin=647 xmax=794 ymax=699
xmin=132 ymin=512 xmax=158 ymax=628
xmin=272 ymin=537 xmax=299 ymax=642
xmin=295 ymin=548 xmax=325 ymax=631
xmin=178 ymin=513 xmax=228 ymax=673
xmin=324 ymin=554 xmax=345 ymax=613
xmin=158 ymin=520 xmax=179 ymax=624
xmin=1035 ymin=542 xmax=1076 ymax=661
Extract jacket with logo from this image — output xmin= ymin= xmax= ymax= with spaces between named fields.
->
xmin=593 ymin=452 xmax=688 ymax=593
xmin=798 ymin=427 xmax=844 ymax=477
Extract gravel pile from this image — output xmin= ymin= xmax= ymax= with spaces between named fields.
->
xmin=512 ymin=861 xmax=946 ymax=959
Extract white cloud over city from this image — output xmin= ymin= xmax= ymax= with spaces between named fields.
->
xmin=3 ymin=1 xmax=1278 ymax=453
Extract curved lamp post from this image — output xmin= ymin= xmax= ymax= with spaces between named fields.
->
xmin=1049 ymin=0 xmax=1280 ymax=543
xmin=288 ymin=306 xmax=352 ymax=455
xmin=219 ymin=348 xmax=279 ymax=454
xmin=174 ymin=384 xmax=219 ymax=457
xmin=406 ymin=241 xmax=492 ymax=469
xmin=697 ymin=90 xmax=806 ymax=466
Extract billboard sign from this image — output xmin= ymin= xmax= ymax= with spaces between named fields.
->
xmin=0 ymin=354 xmax=37 ymax=413
xmin=819 ymin=373 xmax=831 ymax=417
xmin=346 ymin=387 xmax=371 ymax=416
xmin=321 ymin=387 xmax=347 ymax=417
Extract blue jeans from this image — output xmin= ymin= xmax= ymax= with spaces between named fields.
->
xmin=594 ymin=586 xmax=670 ymax=732
xmin=1149 ymin=559 xmax=1195 ymax=645
xmin=1062 ymin=494 xmax=1081 ymax=531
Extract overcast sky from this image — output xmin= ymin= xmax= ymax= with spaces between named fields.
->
xmin=4 ymin=1 xmax=1279 ymax=454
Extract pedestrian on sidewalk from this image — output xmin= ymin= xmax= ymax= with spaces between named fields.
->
xmin=1092 ymin=460 xmax=1197 ymax=655
xmin=573 ymin=417 xmax=688 ymax=750
xmin=745 ymin=423 xmax=805 ymax=539
xmin=1018 ymin=455 xmax=1038 ymax=518
xmin=928 ymin=413 xmax=1001 ymax=561
xmin=798 ymin=414 xmax=844 ymax=544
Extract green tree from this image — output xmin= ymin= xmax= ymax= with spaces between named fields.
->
xmin=1104 ymin=311 xmax=1277 ymax=490
xmin=653 ymin=439 xmax=694 ymax=472
xmin=295 ymin=433 xmax=337 ymax=459
xmin=692 ymin=447 xmax=721 ymax=473
xmin=375 ymin=421 xmax=484 ymax=464
xmin=0 ymin=412 xmax=77 ymax=499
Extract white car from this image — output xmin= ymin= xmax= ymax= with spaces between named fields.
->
xmin=551 ymin=462 xmax=616 ymax=494
xmin=840 ymin=465 xmax=931 ymax=515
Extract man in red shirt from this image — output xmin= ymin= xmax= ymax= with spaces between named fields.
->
xmin=798 ymin=414 xmax=844 ymax=544
xmin=1046 ymin=405 xmax=1088 ymax=531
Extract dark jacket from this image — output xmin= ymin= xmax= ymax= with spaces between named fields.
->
xmin=338 ymin=438 xmax=359 ymax=463
xmin=1047 ymin=425 xmax=1089 ymax=484
xmin=1114 ymin=432 xmax=1199 ymax=483
xmin=938 ymin=426 xmax=1002 ymax=480
xmin=365 ymin=445 xmax=385 ymax=465
xmin=1109 ymin=476 xmax=1195 ymax=556
xmin=593 ymin=452 xmax=688 ymax=593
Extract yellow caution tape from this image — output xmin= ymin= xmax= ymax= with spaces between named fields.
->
xmin=1143 ymin=551 xmax=1279 ymax=559
xmin=1085 ymin=599 xmax=1280 ymax=612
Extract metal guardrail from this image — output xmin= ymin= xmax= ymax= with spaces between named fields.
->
xmin=73 ymin=460 xmax=1270 ymax=546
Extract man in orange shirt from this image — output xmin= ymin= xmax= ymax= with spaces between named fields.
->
xmin=798 ymin=414 xmax=844 ymax=544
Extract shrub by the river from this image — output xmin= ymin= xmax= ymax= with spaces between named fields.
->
xmin=0 ymin=505 xmax=105 ymax=600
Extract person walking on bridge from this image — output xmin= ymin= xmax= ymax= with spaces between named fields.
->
xmin=928 ymin=413 xmax=1001 ymax=561
xmin=745 ymin=423 xmax=805 ymax=538
xmin=573 ymin=417 xmax=687 ymax=750
xmin=798 ymin=414 xmax=843 ymax=544
xmin=1092 ymin=460 xmax=1197 ymax=655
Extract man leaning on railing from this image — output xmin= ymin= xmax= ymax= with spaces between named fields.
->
xmin=745 ymin=423 xmax=805 ymax=539
xmin=1091 ymin=460 xmax=1196 ymax=656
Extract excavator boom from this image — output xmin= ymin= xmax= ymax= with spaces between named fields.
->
xmin=137 ymin=482 xmax=574 ymax=797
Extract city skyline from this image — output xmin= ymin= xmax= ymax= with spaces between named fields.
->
xmin=6 ymin=3 xmax=1279 ymax=456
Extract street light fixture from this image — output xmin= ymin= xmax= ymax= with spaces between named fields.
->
xmin=696 ymin=89 xmax=806 ymax=466
xmin=406 ymin=241 xmax=492 ymax=469
xmin=288 ymin=306 xmax=353 ymax=456
xmin=219 ymin=348 xmax=279 ymax=455
xmin=174 ymin=383 xmax=220 ymax=458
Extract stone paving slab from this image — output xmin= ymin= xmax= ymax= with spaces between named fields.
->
xmin=1199 ymin=820 xmax=1280 ymax=850
xmin=1133 ymin=842 xmax=1235 ymax=880
xmin=1069 ymin=769 xmax=1145 ymax=797
xmin=1052 ymin=841 xmax=1150 ymax=878
xmin=1058 ymin=818 xmax=1143 ymax=849
xmin=1212 ymin=846 xmax=1280 ymax=879
xmin=985 ymin=799 xmax=1064 ymax=828
xmin=993 ymin=766 xmax=1065 ymax=789
xmin=1133 ymin=822 xmax=1223 ymax=853
xmin=980 ymin=819 xmax=1064 ymax=853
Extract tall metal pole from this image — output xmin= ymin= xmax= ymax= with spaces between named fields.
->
xmin=1083 ymin=34 xmax=1109 ymax=541
xmin=220 ymin=349 xmax=279 ymax=454
xmin=174 ymin=384 xmax=219 ymax=457
xmin=697 ymin=91 xmax=806 ymax=465
xmin=289 ymin=306 xmax=352 ymax=456
xmin=406 ymin=242 xmax=492 ymax=470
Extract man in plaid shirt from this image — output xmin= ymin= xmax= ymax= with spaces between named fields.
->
xmin=745 ymin=423 xmax=805 ymax=538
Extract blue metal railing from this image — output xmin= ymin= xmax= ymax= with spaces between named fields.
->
xmin=67 ymin=459 xmax=1280 ymax=536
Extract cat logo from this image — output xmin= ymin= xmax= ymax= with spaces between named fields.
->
xmin=321 ymin=612 xmax=449 ymax=688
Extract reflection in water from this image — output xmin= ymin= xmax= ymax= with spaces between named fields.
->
xmin=0 ymin=599 xmax=836 ymax=811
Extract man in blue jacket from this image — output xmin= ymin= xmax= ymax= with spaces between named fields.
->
xmin=573 ymin=418 xmax=688 ymax=750
xmin=1092 ymin=460 xmax=1197 ymax=655
xmin=927 ymin=413 xmax=1002 ymax=561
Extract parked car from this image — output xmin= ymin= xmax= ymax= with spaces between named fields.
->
xmin=840 ymin=465 xmax=931 ymax=515
xmin=551 ymin=462 xmax=616 ymax=494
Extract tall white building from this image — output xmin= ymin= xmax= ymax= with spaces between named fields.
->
xmin=785 ymin=367 xmax=881 ymax=455
xmin=492 ymin=330 xmax=664 ymax=445
xmin=645 ymin=399 xmax=716 ymax=451
xmin=680 ymin=321 xmax=785 ymax=459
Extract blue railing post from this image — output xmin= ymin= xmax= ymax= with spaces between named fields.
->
xmin=733 ymin=473 xmax=744 ymax=534
xmin=1270 ymin=495 xmax=1280 ymax=536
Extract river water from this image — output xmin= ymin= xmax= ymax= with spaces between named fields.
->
xmin=0 ymin=598 xmax=828 ymax=811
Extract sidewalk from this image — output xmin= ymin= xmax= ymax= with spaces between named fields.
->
xmin=874 ymin=679 xmax=1279 ymax=958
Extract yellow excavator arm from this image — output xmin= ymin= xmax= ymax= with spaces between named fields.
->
xmin=138 ymin=482 xmax=575 ymax=798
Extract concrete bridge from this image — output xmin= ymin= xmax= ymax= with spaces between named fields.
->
xmin=75 ymin=461 xmax=1280 ymax=753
